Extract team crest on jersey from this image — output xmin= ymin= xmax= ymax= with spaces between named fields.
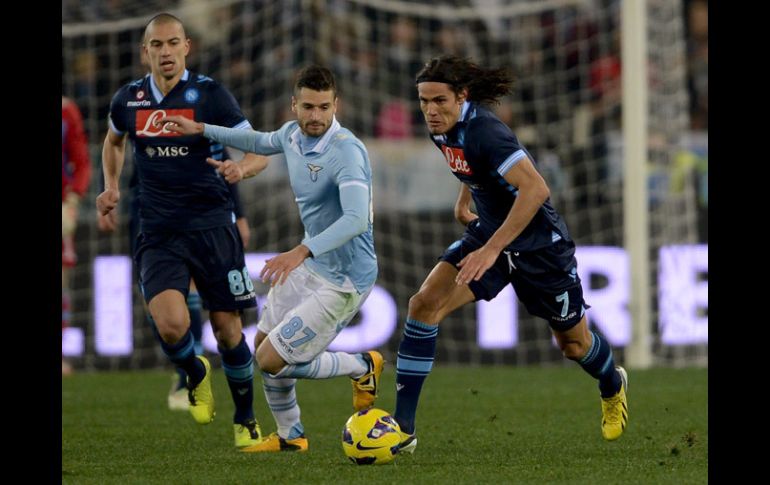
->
xmin=184 ymin=88 xmax=199 ymax=103
xmin=135 ymin=109 xmax=194 ymax=137
xmin=441 ymin=145 xmax=473 ymax=175
xmin=306 ymin=163 xmax=323 ymax=182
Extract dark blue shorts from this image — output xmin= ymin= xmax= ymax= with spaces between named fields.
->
xmin=134 ymin=224 xmax=257 ymax=312
xmin=440 ymin=221 xmax=589 ymax=331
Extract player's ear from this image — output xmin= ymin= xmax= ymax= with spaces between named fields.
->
xmin=457 ymin=88 xmax=468 ymax=104
xmin=184 ymin=38 xmax=191 ymax=56
xmin=291 ymin=96 xmax=297 ymax=114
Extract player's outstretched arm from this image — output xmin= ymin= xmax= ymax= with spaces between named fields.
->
xmin=159 ymin=115 xmax=204 ymax=135
xmin=206 ymin=153 xmax=270 ymax=184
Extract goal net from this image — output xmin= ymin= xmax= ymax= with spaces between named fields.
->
xmin=62 ymin=0 xmax=706 ymax=371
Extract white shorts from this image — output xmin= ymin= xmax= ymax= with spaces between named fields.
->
xmin=258 ymin=263 xmax=371 ymax=364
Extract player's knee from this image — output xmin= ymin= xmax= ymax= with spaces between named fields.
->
xmin=152 ymin=312 xmax=189 ymax=343
xmin=155 ymin=321 xmax=187 ymax=344
xmin=560 ymin=340 xmax=587 ymax=361
xmin=255 ymin=341 xmax=285 ymax=375
xmin=255 ymin=354 xmax=284 ymax=375
xmin=408 ymin=290 xmax=443 ymax=316
xmin=213 ymin=327 xmax=241 ymax=349
xmin=210 ymin=311 xmax=243 ymax=348
xmin=254 ymin=332 xmax=267 ymax=349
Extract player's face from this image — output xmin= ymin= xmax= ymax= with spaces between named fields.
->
xmin=417 ymin=82 xmax=467 ymax=135
xmin=292 ymin=88 xmax=337 ymax=137
xmin=143 ymin=22 xmax=190 ymax=81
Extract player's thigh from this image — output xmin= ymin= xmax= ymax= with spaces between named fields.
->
xmin=257 ymin=264 xmax=313 ymax=336
xmin=439 ymin=232 xmax=511 ymax=304
xmin=186 ymin=224 xmax=256 ymax=312
xmin=414 ymin=261 xmax=475 ymax=317
xmin=267 ymin=270 xmax=368 ymax=365
xmin=510 ymin=241 xmax=587 ymax=331
xmin=135 ymin=231 xmax=190 ymax=304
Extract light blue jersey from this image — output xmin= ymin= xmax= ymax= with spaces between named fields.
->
xmin=203 ymin=117 xmax=377 ymax=294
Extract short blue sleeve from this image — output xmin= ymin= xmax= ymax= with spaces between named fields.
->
xmin=108 ymin=87 xmax=128 ymax=135
xmin=207 ymin=82 xmax=250 ymax=129
xmin=466 ymin=117 xmax=526 ymax=176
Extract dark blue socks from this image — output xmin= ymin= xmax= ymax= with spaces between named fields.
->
xmin=160 ymin=329 xmax=205 ymax=388
xmin=578 ymin=331 xmax=622 ymax=398
xmin=394 ymin=318 xmax=439 ymax=434
xmin=220 ymin=333 xmax=255 ymax=424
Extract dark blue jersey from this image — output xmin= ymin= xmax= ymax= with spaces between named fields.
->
xmin=127 ymin=151 xmax=244 ymax=218
xmin=109 ymin=70 xmax=251 ymax=231
xmin=430 ymin=102 xmax=571 ymax=251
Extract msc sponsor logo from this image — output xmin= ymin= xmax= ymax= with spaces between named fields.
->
xmin=144 ymin=145 xmax=190 ymax=158
xmin=136 ymin=109 xmax=194 ymax=137
xmin=441 ymin=145 xmax=472 ymax=174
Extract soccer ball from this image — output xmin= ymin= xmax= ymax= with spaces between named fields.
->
xmin=341 ymin=408 xmax=401 ymax=465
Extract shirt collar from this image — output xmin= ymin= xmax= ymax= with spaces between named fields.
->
xmin=459 ymin=100 xmax=471 ymax=123
xmin=149 ymin=69 xmax=189 ymax=103
xmin=435 ymin=101 xmax=473 ymax=144
xmin=289 ymin=116 xmax=341 ymax=156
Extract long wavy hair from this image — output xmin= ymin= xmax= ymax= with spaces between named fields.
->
xmin=415 ymin=55 xmax=514 ymax=105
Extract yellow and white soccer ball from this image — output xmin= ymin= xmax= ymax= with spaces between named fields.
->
xmin=341 ymin=408 xmax=401 ymax=465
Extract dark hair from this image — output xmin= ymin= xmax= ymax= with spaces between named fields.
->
xmin=144 ymin=13 xmax=186 ymax=42
xmin=294 ymin=65 xmax=337 ymax=97
xmin=415 ymin=55 xmax=514 ymax=105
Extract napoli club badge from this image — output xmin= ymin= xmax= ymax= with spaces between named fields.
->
xmin=184 ymin=88 xmax=199 ymax=103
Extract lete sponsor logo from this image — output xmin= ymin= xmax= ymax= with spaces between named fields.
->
xmin=136 ymin=109 xmax=194 ymax=137
xmin=441 ymin=145 xmax=472 ymax=174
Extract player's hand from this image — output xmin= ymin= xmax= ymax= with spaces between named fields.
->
xmin=455 ymin=245 xmax=500 ymax=286
xmin=157 ymin=115 xmax=204 ymax=136
xmin=206 ymin=158 xmax=244 ymax=184
xmin=97 ymin=210 xmax=118 ymax=232
xmin=259 ymin=245 xmax=312 ymax=287
xmin=96 ymin=188 xmax=120 ymax=216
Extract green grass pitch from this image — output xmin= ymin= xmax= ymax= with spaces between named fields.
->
xmin=63 ymin=365 xmax=707 ymax=484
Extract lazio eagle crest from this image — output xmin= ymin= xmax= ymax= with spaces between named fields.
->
xmin=307 ymin=163 xmax=323 ymax=182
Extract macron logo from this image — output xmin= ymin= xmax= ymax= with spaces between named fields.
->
xmin=396 ymin=383 xmax=405 ymax=391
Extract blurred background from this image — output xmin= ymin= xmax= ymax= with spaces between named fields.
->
xmin=61 ymin=0 xmax=707 ymax=372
